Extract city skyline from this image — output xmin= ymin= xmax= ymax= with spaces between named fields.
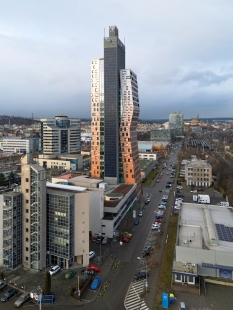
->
xmin=1 ymin=1 xmax=233 ymax=119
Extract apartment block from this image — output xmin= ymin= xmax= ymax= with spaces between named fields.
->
xmin=0 ymin=192 xmax=22 ymax=269
xmin=185 ymin=159 xmax=212 ymax=187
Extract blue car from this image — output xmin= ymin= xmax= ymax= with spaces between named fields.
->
xmin=134 ymin=219 xmax=139 ymax=225
xmin=90 ymin=277 xmax=101 ymax=290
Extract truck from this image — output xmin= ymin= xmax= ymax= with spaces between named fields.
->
xmin=197 ymin=194 xmax=210 ymax=204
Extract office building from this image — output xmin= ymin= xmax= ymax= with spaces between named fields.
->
xmin=91 ymin=26 xmax=142 ymax=197
xmin=150 ymin=128 xmax=171 ymax=141
xmin=185 ymin=159 xmax=212 ymax=187
xmin=40 ymin=115 xmax=81 ymax=158
xmin=169 ymin=111 xmax=184 ymax=140
xmin=1 ymin=137 xmax=34 ymax=153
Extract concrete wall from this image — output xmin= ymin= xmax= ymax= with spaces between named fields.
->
xmin=176 ymin=245 xmax=233 ymax=277
xmin=0 ymin=196 xmax=3 ymax=266
xmin=74 ymin=192 xmax=90 ymax=267
xmin=88 ymin=190 xmax=104 ymax=237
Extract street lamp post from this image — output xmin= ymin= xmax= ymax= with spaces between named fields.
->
xmin=38 ymin=286 xmax=42 ymax=310
xmin=137 ymin=257 xmax=148 ymax=293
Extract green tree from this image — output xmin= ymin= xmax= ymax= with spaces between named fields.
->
xmin=8 ymin=171 xmax=15 ymax=185
xmin=0 ymin=172 xmax=5 ymax=185
xmin=43 ymin=271 xmax=51 ymax=295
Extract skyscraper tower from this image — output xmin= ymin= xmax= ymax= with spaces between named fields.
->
xmin=91 ymin=26 xmax=142 ymax=197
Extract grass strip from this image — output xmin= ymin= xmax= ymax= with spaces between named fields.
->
xmin=153 ymin=215 xmax=178 ymax=310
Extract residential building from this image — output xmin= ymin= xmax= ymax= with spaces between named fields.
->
xmin=20 ymin=154 xmax=47 ymax=271
xmin=169 ymin=111 xmax=184 ymax=140
xmin=185 ymin=158 xmax=212 ymax=187
xmin=0 ymin=191 xmax=22 ymax=269
xmin=91 ymin=26 xmax=142 ymax=198
xmin=40 ymin=115 xmax=81 ymax=158
xmin=172 ymin=203 xmax=233 ymax=294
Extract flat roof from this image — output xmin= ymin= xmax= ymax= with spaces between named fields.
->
xmin=104 ymin=184 xmax=134 ymax=208
xmin=179 ymin=203 xmax=233 ymax=252
xmin=46 ymin=182 xmax=87 ymax=192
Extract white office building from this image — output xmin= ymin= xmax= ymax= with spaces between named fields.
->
xmin=2 ymin=138 xmax=34 ymax=153
xmin=40 ymin=115 xmax=81 ymax=158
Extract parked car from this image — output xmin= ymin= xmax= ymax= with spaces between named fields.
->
xmin=14 ymin=292 xmax=30 ymax=307
xmin=179 ymin=301 xmax=187 ymax=310
xmin=142 ymin=249 xmax=151 ymax=257
xmin=123 ymin=231 xmax=132 ymax=237
xmin=65 ymin=270 xmax=76 ymax=279
xmin=156 ymin=215 xmax=163 ymax=219
xmin=119 ymin=236 xmax=130 ymax=243
xmin=89 ymin=251 xmax=96 ymax=259
xmin=134 ymin=272 xmax=149 ymax=280
xmin=0 ymin=282 xmax=7 ymax=291
xmin=1 ymin=288 xmax=17 ymax=302
xmin=102 ymin=237 xmax=109 ymax=245
xmin=134 ymin=219 xmax=139 ymax=225
xmin=96 ymin=236 xmax=103 ymax=244
xmin=190 ymin=190 xmax=197 ymax=193
xmin=152 ymin=223 xmax=161 ymax=230
xmin=120 ymin=233 xmax=131 ymax=240
xmin=90 ymin=277 xmax=101 ymax=290
xmin=49 ymin=265 xmax=60 ymax=276
xmin=138 ymin=211 xmax=143 ymax=217
xmin=154 ymin=219 xmax=161 ymax=223
xmin=158 ymin=205 xmax=166 ymax=209
xmin=87 ymin=265 xmax=100 ymax=272
xmin=81 ymin=269 xmax=95 ymax=276
xmin=144 ymin=246 xmax=153 ymax=252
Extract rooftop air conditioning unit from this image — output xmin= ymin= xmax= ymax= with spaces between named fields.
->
xmin=192 ymin=264 xmax=196 ymax=267
xmin=183 ymin=262 xmax=187 ymax=266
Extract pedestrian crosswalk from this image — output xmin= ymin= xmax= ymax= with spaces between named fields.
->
xmin=124 ymin=280 xmax=149 ymax=310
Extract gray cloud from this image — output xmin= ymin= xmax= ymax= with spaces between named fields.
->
xmin=179 ymin=70 xmax=233 ymax=87
xmin=1 ymin=0 xmax=233 ymax=119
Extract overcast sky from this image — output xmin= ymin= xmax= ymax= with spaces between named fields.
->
xmin=1 ymin=0 xmax=233 ymax=120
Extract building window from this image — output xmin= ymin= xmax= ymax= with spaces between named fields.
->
xmin=26 ymin=247 xmax=28 ymax=251
xmin=26 ymin=238 xmax=28 ymax=242
xmin=26 ymin=257 xmax=28 ymax=261
xmin=26 ymin=199 xmax=29 ymax=204
xmin=26 ymin=219 xmax=29 ymax=223
xmin=26 ymin=209 xmax=29 ymax=213
xmin=175 ymin=274 xmax=182 ymax=282
xmin=26 ymin=228 xmax=29 ymax=232
xmin=26 ymin=178 xmax=29 ymax=182
xmin=26 ymin=189 xmax=29 ymax=193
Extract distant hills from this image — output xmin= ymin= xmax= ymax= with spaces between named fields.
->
xmin=0 ymin=115 xmax=232 ymax=126
xmin=0 ymin=115 xmax=39 ymax=126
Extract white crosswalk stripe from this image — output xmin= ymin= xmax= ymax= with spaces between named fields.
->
xmin=124 ymin=280 xmax=149 ymax=310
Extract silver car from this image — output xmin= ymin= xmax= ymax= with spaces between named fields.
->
xmin=14 ymin=292 xmax=30 ymax=308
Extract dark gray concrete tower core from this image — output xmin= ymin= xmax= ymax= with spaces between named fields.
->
xmin=104 ymin=26 xmax=125 ymax=184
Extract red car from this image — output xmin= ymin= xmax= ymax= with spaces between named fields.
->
xmin=119 ymin=236 xmax=130 ymax=243
xmin=120 ymin=234 xmax=131 ymax=240
xmin=155 ymin=219 xmax=161 ymax=223
xmin=87 ymin=264 xmax=100 ymax=272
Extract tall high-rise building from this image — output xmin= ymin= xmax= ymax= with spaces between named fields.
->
xmin=20 ymin=154 xmax=47 ymax=271
xmin=40 ymin=115 xmax=81 ymax=158
xmin=169 ymin=111 xmax=184 ymax=140
xmin=91 ymin=26 xmax=142 ymax=197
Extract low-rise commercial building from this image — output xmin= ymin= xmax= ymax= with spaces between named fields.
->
xmin=172 ymin=203 xmax=233 ymax=294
